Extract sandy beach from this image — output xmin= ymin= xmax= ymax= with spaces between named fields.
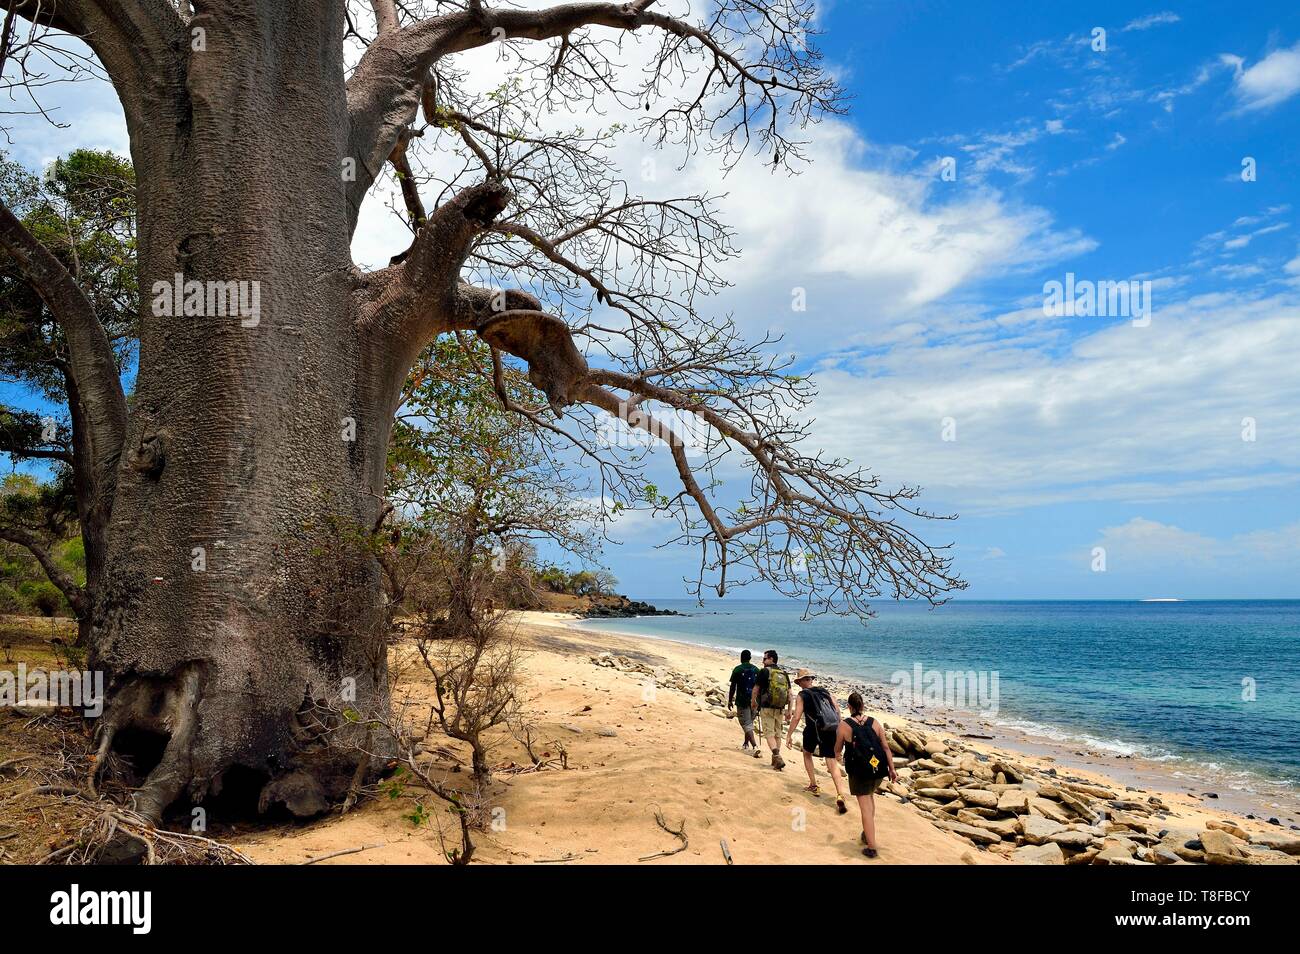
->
xmin=230 ymin=612 xmax=1300 ymax=865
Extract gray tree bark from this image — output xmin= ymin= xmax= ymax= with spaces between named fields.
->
xmin=82 ymin=1 xmax=409 ymax=818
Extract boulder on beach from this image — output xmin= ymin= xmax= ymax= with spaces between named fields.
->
xmin=1027 ymin=796 xmax=1073 ymax=824
xmin=1047 ymin=829 xmax=1094 ymax=850
xmin=916 ymin=787 xmax=962 ymax=801
xmin=1019 ymin=814 xmax=1065 ymax=845
xmin=959 ymin=788 xmax=999 ymax=809
xmin=1206 ymin=819 xmax=1249 ymax=841
xmin=997 ymin=790 xmax=1030 ymax=814
xmin=1199 ymin=828 xmax=1250 ymax=865
xmin=1252 ymin=832 xmax=1300 ymax=856
xmin=937 ymin=821 xmax=1001 ymax=846
xmin=1013 ymin=842 xmax=1065 ymax=865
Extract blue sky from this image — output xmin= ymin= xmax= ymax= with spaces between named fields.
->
xmin=4 ymin=3 xmax=1299 ymax=602
xmin=597 ymin=1 xmax=1300 ymax=600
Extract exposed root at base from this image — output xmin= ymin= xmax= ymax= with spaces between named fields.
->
xmin=55 ymin=805 xmax=255 ymax=865
xmin=93 ymin=664 xmax=204 ymax=824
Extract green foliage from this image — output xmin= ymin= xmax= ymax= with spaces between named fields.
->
xmin=1 ymin=579 xmax=67 ymax=617
xmin=0 ymin=148 xmax=137 ymax=406
xmin=387 ymin=336 xmax=601 ymax=612
xmin=381 ymin=768 xmax=408 ymax=801
xmin=59 ymin=536 xmax=86 ymax=581
xmin=23 ymin=580 xmax=63 ymax=617
xmin=534 ymin=564 xmax=618 ymax=597
xmin=0 ymin=473 xmax=78 ymax=616
xmin=405 ymin=801 xmax=432 ymax=828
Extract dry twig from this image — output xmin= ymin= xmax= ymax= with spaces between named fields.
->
xmin=638 ymin=808 xmax=688 ymax=862
xmin=301 ymin=842 xmax=385 ymax=865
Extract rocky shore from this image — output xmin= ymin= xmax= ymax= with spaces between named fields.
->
xmin=579 ymin=596 xmax=679 ymax=619
xmin=590 ymin=649 xmax=1300 ymax=866
xmin=879 ymin=727 xmax=1299 ymax=865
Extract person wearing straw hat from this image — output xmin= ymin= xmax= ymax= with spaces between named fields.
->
xmin=786 ymin=668 xmax=848 ymax=813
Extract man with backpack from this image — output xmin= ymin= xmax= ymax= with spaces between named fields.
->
xmin=750 ymin=649 xmax=792 ymax=770
xmin=727 ymin=650 xmax=762 ymax=756
xmin=835 ymin=691 xmax=898 ymax=858
xmin=786 ymin=669 xmax=849 ymax=814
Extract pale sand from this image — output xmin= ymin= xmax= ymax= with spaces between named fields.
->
xmin=233 ymin=611 xmax=1287 ymax=865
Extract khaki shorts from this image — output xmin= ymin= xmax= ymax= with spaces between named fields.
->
xmin=760 ymin=708 xmax=786 ymax=738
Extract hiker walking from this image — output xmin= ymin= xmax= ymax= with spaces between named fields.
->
xmin=786 ymin=669 xmax=849 ymax=814
xmin=750 ymin=649 xmax=792 ymax=770
xmin=728 ymin=650 xmax=762 ymax=756
xmin=835 ymin=691 xmax=897 ymax=859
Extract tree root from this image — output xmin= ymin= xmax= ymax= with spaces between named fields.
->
xmin=48 ymin=805 xmax=254 ymax=866
xmin=25 ymin=783 xmax=92 ymax=798
xmin=91 ymin=664 xmax=204 ymax=827
xmin=130 ymin=665 xmax=203 ymax=824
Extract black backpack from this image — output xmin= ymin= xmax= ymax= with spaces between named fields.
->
xmin=806 ymin=687 xmax=841 ymax=732
xmin=844 ymin=716 xmax=890 ymax=779
xmin=734 ymin=665 xmax=758 ymax=704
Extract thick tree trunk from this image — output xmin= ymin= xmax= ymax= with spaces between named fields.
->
xmin=88 ymin=3 xmax=408 ymax=820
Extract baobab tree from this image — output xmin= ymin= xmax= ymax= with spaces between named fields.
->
xmin=0 ymin=0 xmax=963 ymax=825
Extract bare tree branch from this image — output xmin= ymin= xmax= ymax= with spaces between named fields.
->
xmin=370 ymin=0 xmax=400 ymax=36
xmin=414 ymin=301 xmax=967 ymax=618
xmin=344 ymin=0 xmax=839 ymax=234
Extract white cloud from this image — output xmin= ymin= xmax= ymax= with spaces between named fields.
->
xmin=951 ymin=125 xmax=1043 ymax=181
xmin=1234 ymin=521 xmax=1300 ymax=559
xmin=1092 ymin=517 xmax=1216 ymax=567
xmin=1229 ymin=41 xmax=1300 ymax=112
xmin=1122 ymin=12 xmax=1181 ymax=32
xmin=1223 ymin=222 xmax=1288 ymax=250
xmin=708 ymin=121 xmax=1094 ymax=305
xmin=1195 ymin=208 xmax=1291 ymax=259
xmin=1085 ymin=516 xmax=1300 ymax=574
xmin=1151 ymin=57 xmax=1239 ymax=113
xmin=804 ymin=290 xmax=1300 ymax=513
xmin=1212 ymin=263 xmax=1265 ymax=280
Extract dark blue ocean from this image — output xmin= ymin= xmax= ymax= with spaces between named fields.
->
xmin=578 ymin=599 xmax=1300 ymax=793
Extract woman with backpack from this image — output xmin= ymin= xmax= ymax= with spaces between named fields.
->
xmin=786 ymin=669 xmax=849 ymax=814
xmin=835 ymin=691 xmax=898 ymax=859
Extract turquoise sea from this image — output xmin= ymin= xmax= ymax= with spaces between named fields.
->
xmin=577 ymin=599 xmax=1300 ymax=797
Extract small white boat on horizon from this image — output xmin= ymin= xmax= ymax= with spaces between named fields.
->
xmin=1139 ymin=598 xmax=1183 ymax=603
